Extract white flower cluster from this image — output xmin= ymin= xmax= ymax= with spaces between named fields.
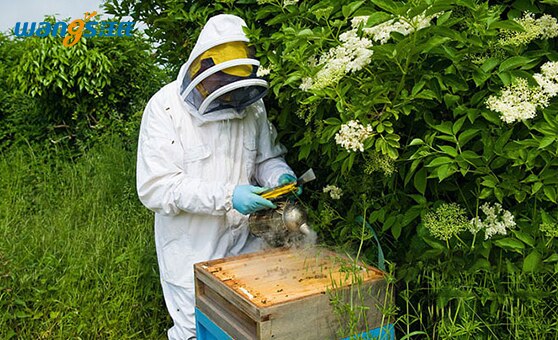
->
xmin=300 ymin=10 xmax=439 ymax=92
xmin=353 ymin=11 xmax=438 ymax=45
xmin=323 ymin=185 xmax=343 ymax=200
xmin=486 ymin=78 xmax=549 ymax=123
xmin=487 ymin=61 xmax=558 ymax=123
xmin=256 ymin=67 xmax=271 ymax=77
xmin=283 ymin=0 xmax=299 ymax=6
xmin=334 ymin=120 xmax=374 ymax=152
xmin=300 ymin=30 xmax=373 ymax=91
xmin=534 ymin=61 xmax=558 ymax=97
xmin=537 ymin=14 xmax=558 ymax=39
xmin=499 ymin=12 xmax=558 ymax=46
xmin=469 ymin=203 xmax=516 ymax=240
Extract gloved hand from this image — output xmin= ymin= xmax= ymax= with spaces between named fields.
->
xmin=232 ymin=185 xmax=277 ymax=215
xmin=278 ymin=173 xmax=303 ymax=196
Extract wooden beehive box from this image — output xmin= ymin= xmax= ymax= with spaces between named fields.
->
xmin=194 ymin=247 xmax=389 ymax=340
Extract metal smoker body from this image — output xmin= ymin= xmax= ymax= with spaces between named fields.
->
xmin=248 ymin=201 xmax=310 ymax=247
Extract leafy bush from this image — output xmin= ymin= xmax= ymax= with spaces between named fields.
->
xmin=1 ymin=15 xmax=168 ymax=150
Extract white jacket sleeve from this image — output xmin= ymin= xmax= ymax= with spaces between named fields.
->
xmin=136 ymin=97 xmax=234 ymax=216
xmin=253 ymin=104 xmax=296 ymax=188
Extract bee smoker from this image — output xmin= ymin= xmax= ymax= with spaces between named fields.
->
xmin=248 ymin=201 xmax=311 ymax=247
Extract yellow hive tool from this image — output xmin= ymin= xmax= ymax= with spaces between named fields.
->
xmin=260 ymin=169 xmax=316 ymax=201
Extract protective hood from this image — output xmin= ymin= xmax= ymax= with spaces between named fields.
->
xmin=177 ymin=14 xmax=269 ymax=123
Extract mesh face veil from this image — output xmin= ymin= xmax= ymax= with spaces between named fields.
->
xmin=181 ymin=41 xmax=268 ymax=115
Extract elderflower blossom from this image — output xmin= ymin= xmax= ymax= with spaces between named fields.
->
xmin=469 ymin=203 xmax=516 ymax=240
xmin=540 ymin=222 xmax=558 ymax=238
xmin=364 ymin=151 xmax=396 ymax=177
xmin=351 ymin=16 xmax=369 ymax=28
xmin=256 ymin=67 xmax=271 ymax=77
xmin=299 ymin=77 xmax=313 ymax=91
xmin=534 ymin=61 xmax=558 ymax=97
xmin=486 ymin=78 xmax=549 ymax=123
xmin=283 ymin=0 xmax=298 ymax=6
xmin=499 ymin=12 xmax=558 ymax=46
xmin=323 ymin=185 xmax=343 ymax=200
xmin=302 ymin=31 xmax=373 ymax=91
xmin=424 ymin=203 xmax=469 ymax=241
xmin=537 ymin=14 xmax=558 ymax=39
xmin=357 ymin=11 xmax=439 ymax=45
xmin=334 ymin=120 xmax=374 ymax=152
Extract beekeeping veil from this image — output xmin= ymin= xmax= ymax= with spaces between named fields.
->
xmin=177 ymin=14 xmax=268 ymax=119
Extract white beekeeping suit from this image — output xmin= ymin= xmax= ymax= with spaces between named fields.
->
xmin=136 ymin=14 xmax=295 ymax=340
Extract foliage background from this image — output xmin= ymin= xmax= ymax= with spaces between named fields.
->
xmin=1 ymin=0 xmax=558 ymax=338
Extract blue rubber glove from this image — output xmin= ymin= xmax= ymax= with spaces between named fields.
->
xmin=232 ymin=185 xmax=277 ymax=215
xmin=278 ymin=173 xmax=303 ymax=196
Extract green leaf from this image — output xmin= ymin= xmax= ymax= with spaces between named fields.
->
xmin=365 ymin=12 xmax=393 ymax=26
xmin=412 ymin=81 xmax=426 ymax=97
xmin=494 ymin=187 xmax=504 ymax=203
xmin=522 ymin=250 xmax=542 ymax=273
xmin=544 ymin=254 xmax=558 ymax=263
xmin=391 ymin=222 xmax=402 ymax=239
xmin=443 ymin=93 xmax=460 ymax=107
xmin=296 ymin=28 xmax=314 ymax=37
xmin=409 ymin=138 xmax=424 ymax=146
xmin=471 ymin=258 xmax=491 ymax=272
xmin=532 ymin=182 xmax=544 ymax=195
xmin=342 ymin=1 xmax=365 ymax=18
xmin=489 ymin=20 xmax=525 ymax=31
xmin=431 ymin=121 xmax=453 ymax=135
xmin=436 ymin=164 xmax=456 ymax=182
xmin=416 ymin=89 xmax=439 ymax=100
xmin=481 ymin=110 xmax=502 ymax=125
xmin=452 ymin=116 xmax=466 ymax=135
xmin=324 ymin=117 xmax=341 ymax=126
xmin=436 ymin=11 xmax=452 ymax=26
xmin=472 ymin=69 xmax=491 ymax=87
xmin=499 ymin=56 xmax=534 ymax=72
xmin=494 ymin=238 xmax=525 ymax=253
xmin=494 ymin=128 xmax=513 ymax=154
xmin=480 ymin=57 xmax=500 ymax=73
xmin=512 ymin=230 xmax=535 ymax=247
xmin=420 ymin=249 xmax=444 ymax=261
xmin=458 ymin=129 xmax=480 ymax=147
xmin=539 ymin=136 xmax=555 ymax=149
xmin=544 ymin=186 xmax=557 ymax=203
xmin=422 ymin=236 xmax=445 ymax=250
xmin=414 ymin=168 xmax=427 ymax=195
xmin=439 ymin=145 xmax=458 ymax=157
xmin=402 ymin=206 xmax=422 ymax=227
xmin=481 ymin=177 xmax=497 ymax=188
xmin=422 ymin=36 xmax=452 ymax=53
xmin=426 ymin=156 xmax=453 ymax=167
xmin=383 ymin=215 xmax=396 ymax=232
xmin=371 ymin=0 xmax=399 ymax=13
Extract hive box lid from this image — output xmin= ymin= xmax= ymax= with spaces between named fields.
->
xmin=194 ymin=247 xmax=384 ymax=308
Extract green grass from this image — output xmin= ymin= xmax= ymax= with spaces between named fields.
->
xmin=0 ymin=138 xmax=170 ymax=339
xmin=396 ymin=268 xmax=558 ymax=339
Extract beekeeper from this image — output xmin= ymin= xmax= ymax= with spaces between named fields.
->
xmin=136 ymin=14 xmax=298 ymax=340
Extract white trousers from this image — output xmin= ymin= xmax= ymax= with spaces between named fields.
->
xmin=161 ymin=234 xmax=264 ymax=340
xmin=162 ymin=281 xmax=197 ymax=340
